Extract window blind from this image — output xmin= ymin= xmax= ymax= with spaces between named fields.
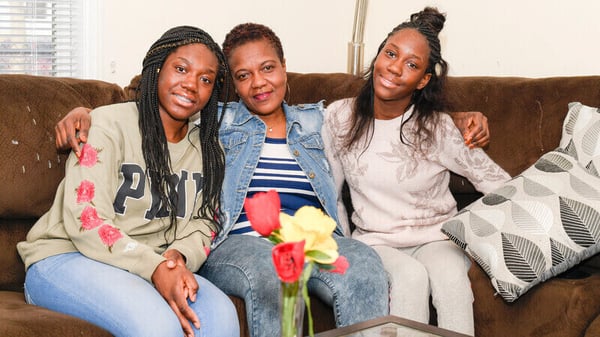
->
xmin=0 ymin=0 xmax=81 ymax=76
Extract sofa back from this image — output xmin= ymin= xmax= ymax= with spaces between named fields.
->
xmin=285 ymin=73 xmax=600 ymax=204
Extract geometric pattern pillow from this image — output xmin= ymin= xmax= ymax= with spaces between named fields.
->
xmin=441 ymin=150 xmax=600 ymax=302
xmin=559 ymin=102 xmax=600 ymax=177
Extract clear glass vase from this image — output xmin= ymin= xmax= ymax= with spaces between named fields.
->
xmin=280 ymin=279 xmax=305 ymax=337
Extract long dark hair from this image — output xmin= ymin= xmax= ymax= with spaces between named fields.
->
xmin=137 ymin=26 xmax=229 ymax=242
xmin=344 ymin=7 xmax=448 ymax=153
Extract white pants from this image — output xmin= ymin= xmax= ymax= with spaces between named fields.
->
xmin=373 ymin=240 xmax=474 ymax=336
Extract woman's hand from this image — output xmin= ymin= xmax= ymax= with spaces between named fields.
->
xmin=152 ymin=249 xmax=200 ymax=337
xmin=451 ymin=111 xmax=490 ymax=148
xmin=55 ymin=107 xmax=92 ymax=156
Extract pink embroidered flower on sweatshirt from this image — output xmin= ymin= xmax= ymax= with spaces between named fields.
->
xmin=80 ymin=205 xmax=103 ymax=230
xmin=78 ymin=143 xmax=100 ymax=167
xmin=76 ymin=180 xmax=95 ymax=203
xmin=204 ymin=246 xmax=211 ymax=256
xmin=98 ymin=224 xmax=123 ymax=252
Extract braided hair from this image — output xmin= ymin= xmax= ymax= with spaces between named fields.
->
xmin=345 ymin=7 xmax=448 ymax=153
xmin=137 ymin=25 xmax=229 ymax=242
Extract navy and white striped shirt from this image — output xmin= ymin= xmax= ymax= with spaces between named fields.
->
xmin=231 ymin=137 xmax=321 ymax=236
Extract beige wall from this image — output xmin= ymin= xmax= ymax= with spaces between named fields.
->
xmin=93 ymin=0 xmax=600 ymax=87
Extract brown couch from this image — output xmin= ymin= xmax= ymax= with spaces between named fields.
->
xmin=1 ymin=73 xmax=600 ymax=337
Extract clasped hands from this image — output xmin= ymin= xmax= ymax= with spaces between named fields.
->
xmin=152 ymin=249 xmax=199 ymax=337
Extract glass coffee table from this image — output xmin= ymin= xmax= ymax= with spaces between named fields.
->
xmin=314 ymin=315 xmax=471 ymax=337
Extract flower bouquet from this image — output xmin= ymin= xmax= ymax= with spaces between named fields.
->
xmin=244 ymin=190 xmax=349 ymax=337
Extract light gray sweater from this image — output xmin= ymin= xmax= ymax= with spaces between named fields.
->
xmin=322 ymin=98 xmax=510 ymax=247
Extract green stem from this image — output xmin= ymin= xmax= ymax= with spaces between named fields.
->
xmin=281 ymin=280 xmax=300 ymax=337
xmin=302 ymin=263 xmax=315 ymax=337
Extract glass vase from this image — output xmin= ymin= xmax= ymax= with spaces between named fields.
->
xmin=280 ymin=279 xmax=305 ymax=337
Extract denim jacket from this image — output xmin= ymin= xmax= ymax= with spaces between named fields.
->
xmin=213 ymin=100 xmax=342 ymax=247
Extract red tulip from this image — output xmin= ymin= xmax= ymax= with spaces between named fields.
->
xmin=330 ymin=256 xmax=349 ymax=274
xmin=244 ymin=189 xmax=281 ymax=236
xmin=272 ymin=241 xmax=305 ymax=283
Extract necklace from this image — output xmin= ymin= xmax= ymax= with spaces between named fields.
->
xmin=268 ymin=126 xmax=273 ymax=132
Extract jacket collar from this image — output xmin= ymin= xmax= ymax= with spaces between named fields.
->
xmin=227 ymin=99 xmax=302 ymax=129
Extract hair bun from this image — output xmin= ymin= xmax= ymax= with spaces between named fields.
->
xmin=410 ymin=7 xmax=446 ymax=35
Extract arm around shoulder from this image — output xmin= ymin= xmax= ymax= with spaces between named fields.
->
xmin=449 ymin=111 xmax=490 ymax=148
xmin=55 ymin=106 xmax=93 ymax=155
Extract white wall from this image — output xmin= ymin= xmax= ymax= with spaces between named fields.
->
xmin=92 ymin=0 xmax=600 ymax=87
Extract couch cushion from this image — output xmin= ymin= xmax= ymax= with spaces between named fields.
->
xmin=442 ymin=150 xmax=600 ymax=302
xmin=0 ymin=291 xmax=112 ymax=337
xmin=0 ymin=219 xmax=31 ymax=291
xmin=0 ymin=75 xmax=125 ymax=218
xmin=470 ymin=265 xmax=600 ymax=337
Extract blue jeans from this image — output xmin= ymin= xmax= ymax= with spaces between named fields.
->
xmin=24 ymin=252 xmax=239 ymax=337
xmin=199 ymin=235 xmax=389 ymax=337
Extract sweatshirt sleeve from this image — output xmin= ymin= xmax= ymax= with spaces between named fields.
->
xmin=60 ymin=107 xmax=165 ymax=282
xmin=434 ymin=113 xmax=511 ymax=194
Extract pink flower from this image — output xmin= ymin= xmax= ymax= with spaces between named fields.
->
xmin=272 ymin=241 xmax=305 ymax=283
xmin=204 ymin=246 xmax=211 ymax=256
xmin=210 ymin=231 xmax=216 ymax=241
xmin=244 ymin=189 xmax=281 ymax=236
xmin=98 ymin=224 xmax=122 ymax=252
xmin=76 ymin=180 xmax=95 ymax=203
xmin=78 ymin=143 xmax=100 ymax=168
xmin=79 ymin=205 xmax=103 ymax=230
xmin=330 ymin=256 xmax=349 ymax=274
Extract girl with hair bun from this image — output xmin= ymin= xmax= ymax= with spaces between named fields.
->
xmin=18 ymin=26 xmax=238 ymax=337
xmin=323 ymin=7 xmax=510 ymax=335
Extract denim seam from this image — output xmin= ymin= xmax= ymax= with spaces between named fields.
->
xmin=308 ymin=273 xmax=343 ymax=326
xmin=203 ymin=260 xmax=261 ymax=337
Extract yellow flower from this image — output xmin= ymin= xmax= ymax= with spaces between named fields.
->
xmin=279 ymin=206 xmax=338 ymax=264
xmin=244 ymin=190 xmax=349 ymax=337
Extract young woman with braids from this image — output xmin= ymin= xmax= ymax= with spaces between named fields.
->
xmin=17 ymin=26 xmax=239 ymax=337
xmin=322 ymin=8 xmax=510 ymax=335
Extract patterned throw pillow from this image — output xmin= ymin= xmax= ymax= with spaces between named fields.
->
xmin=441 ymin=105 xmax=600 ymax=301
xmin=559 ymin=102 xmax=600 ymax=176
